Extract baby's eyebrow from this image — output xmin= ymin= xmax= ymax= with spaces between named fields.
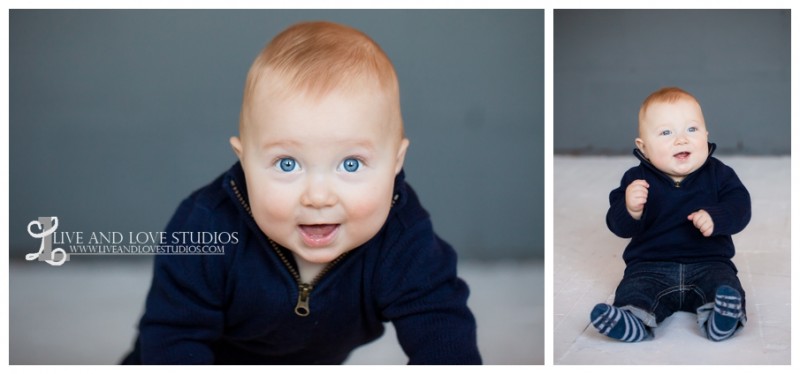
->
xmin=343 ymin=139 xmax=377 ymax=150
xmin=259 ymin=138 xmax=378 ymax=152
xmin=260 ymin=139 xmax=301 ymax=150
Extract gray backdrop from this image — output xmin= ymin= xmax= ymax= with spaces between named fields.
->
xmin=554 ymin=10 xmax=790 ymax=155
xmin=10 ymin=10 xmax=544 ymax=260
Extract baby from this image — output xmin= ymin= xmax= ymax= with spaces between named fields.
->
xmin=591 ymin=87 xmax=751 ymax=342
xmin=122 ymin=21 xmax=481 ymax=364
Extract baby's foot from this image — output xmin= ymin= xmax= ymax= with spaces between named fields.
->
xmin=590 ymin=303 xmax=649 ymax=342
xmin=706 ymin=285 xmax=743 ymax=341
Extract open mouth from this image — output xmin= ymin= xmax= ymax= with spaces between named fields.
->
xmin=674 ymin=152 xmax=691 ymax=160
xmin=298 ymin=224 xmax=340 ymax=247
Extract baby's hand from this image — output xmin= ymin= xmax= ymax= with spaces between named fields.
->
xmin=625 ymin=179 xmax=649 ymax=220
xmin=687 ymin=210 xmax=714 ymax=237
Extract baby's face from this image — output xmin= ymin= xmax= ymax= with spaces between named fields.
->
xmin=233 ymin=85 xmax=408 ymax=264
xmin=635 ymin=98 xmax=709 ymax=182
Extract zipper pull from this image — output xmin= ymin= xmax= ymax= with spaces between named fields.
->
xmin=294 ymin=283 xmax=313 ymax=317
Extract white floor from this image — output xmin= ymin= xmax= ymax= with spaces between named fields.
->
xmin=9 ymin=258 xmax=543 ymax=365
xmin=553 ymin=155 xmax=791 ymax=364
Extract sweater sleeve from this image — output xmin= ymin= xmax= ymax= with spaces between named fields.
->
xmin=375 ymin=219 xmax=482 ymax=365
xmin=699 ymin=162 xmax=752 ymax=236
xmin=137 ymin=194 xmax=227 ymax=364
xmin=606 ymin=168 xmax=645 ymax=238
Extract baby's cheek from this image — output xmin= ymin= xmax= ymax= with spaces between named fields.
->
xmin=259 ymin=196 xmax=294 ymax=221
xmin=345 ymin=188 xmax=392 ymax=221
xmin=349 ymin=197 xmax=385 ymax=219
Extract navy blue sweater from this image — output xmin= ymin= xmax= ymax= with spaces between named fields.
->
xmin=124 ymin=162 xmax=481 ymax=364
xmin=606 ymin=144 xmax=751 ymax=270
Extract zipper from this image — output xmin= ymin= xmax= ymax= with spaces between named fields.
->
xmin=674 ymin=180 xmax=681 ymax=188
xmin=230 ymin=179 xmax=252 ymax=216
xmin=267 ymin=238 xmax=346 ymax=317
xmin=230 ymin=179 xmax=347 ymax=317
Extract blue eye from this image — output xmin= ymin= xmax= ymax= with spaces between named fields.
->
xmin=276 ymin=157 xmax=297 ymax=172
xmin=688 ymin=127 xmax=697 ymax=133
xmin=341 ymin=158 xmax=360 ymax=172
xmin=659 ymin=130 xmax=672 ymax=136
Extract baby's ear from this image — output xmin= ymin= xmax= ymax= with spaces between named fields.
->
xmin=230 ymin=136 xmax=243 ymax=161
xmin=394 ymin=138 xmax=410 ymax=175
xmin=634 ymin=137 xmax=646 ymax=155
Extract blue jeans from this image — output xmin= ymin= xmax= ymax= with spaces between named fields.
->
xmin=613 ymin=261 xmax=746 ymax=334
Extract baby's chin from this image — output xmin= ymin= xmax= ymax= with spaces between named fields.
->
xmin=290 ymin=244 xmax=353 ymax=264
xmin=667 ymin=166 xmax=701 ymax=181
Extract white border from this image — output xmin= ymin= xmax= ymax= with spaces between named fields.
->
xmin=4 ymin=1 xmax=798 ymax=372
xmin=543 ymin=6 xmax=554 ymax=368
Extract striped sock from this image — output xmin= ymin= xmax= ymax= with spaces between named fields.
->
xmin=706 ymin=285 xmax=743 ymax=342
xmin=590 ymin=303 xmax=649 ymax=342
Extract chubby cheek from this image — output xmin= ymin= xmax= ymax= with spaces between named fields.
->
xmin=343 ymin=182 xmax=393 ymax=227
xmin=651 ymin=144 xmax=674 ymax=162
xmin=257 ymin=192 xmax=295 ymax=221
xmin=695 ymin=146 xmax=709 ymax=160
xmin=249 ymin=183 xmax=299 ymax=238
xmin=349 ymin=193 xmax=389 ymax=220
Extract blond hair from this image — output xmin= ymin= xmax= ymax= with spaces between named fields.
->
xmin=239 ymin=21 xmax=402 ymax=133
xmin=638 ymin=87 xmax=701 ymax=127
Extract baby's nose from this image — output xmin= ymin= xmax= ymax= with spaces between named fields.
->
xmin=301 ymin=175 xmax=338 ymax=208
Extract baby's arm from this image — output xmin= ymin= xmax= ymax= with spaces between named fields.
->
xmin=377 ymin=220 xmax=481 ymax=364
xmin=625 ymin=179 xmax=649 ymax=220
xmin=606 ymin=169 xmax=648 ymax=238
xmin=136 ymin=197 xmax=226 ymax=364
xmin=687 ymin=209 xmax=714 ymax=237
xmin=690 ymin=164 xmax=751 ymax=236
